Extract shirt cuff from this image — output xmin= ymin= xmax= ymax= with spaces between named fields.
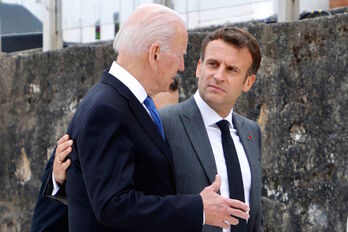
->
xmin=51 ymin=172 xmax=61 ymax=196
xmin=203 ymin=209 xmax=205 ymax=225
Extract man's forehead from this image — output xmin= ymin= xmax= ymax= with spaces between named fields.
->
xmin=204 ymin=48 xmax=252 ymax=69
xmin=206 ymin=41 xmax=250 ymax=57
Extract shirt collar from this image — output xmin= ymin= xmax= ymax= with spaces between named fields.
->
xmin=109 ymin=61 xmax=147 ymax=104
xmin=194 ymin=90 xmax=234 ymax=129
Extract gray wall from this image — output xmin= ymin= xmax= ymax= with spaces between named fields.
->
xmin=0 ymin=13 xmax=347 ymax=231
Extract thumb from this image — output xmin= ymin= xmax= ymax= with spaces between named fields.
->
xmin=210 ymin=175 xmax=221 ymax=193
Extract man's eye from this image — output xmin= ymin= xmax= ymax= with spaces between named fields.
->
xmin=227 ymin=67 xmax=236 ymax=72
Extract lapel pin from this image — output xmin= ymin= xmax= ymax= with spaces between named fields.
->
xmin=248 ymin=135 xmax=252 ymax=141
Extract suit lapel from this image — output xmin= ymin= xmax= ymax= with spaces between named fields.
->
xmin=233 ymin=113 xmax=258 ymax=219
xmin=128 ymin=97 xmax=174 ymax=167
xmin=101 ymin=71 xmax=174 ymax=169
xmin=180 ymin=97 xmax=218 ymax=184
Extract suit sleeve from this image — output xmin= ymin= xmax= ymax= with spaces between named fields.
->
xmin=41 ymin=147 xmax=68 ymax=205
xmin=76 ymin=104 xmax=203 ymax=232
xmin=30 ymin=149 xmax=69 ymax=232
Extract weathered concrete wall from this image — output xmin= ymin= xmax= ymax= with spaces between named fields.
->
xmin=0 ymin=13 xmax=347 ymax=231
xmin=0 ymin=44 xmax=115 ymax=231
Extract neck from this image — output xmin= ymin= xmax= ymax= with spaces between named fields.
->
xmin=199 ymin=92 xmax=234 ymax=118
xmin=213 ymin=107 xmax=232 ymax=118
xmin=116 ymin=52 xmax=156 ymax=96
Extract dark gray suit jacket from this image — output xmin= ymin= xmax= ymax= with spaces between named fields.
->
xmin=160 ymin=96 xmax=263 ymax=232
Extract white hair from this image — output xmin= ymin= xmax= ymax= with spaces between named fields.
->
xmin=113 ymin=4 xmax=185 ymax=55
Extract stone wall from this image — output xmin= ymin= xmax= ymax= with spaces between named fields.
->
xmin=0 ymin=13 xmax=347 ymax=231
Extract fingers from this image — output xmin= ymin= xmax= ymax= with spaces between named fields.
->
xmin=225 ymin=199 xmax=249 ymax=221
xmin=57 ymin=134 xmax=69 ymax=146
xmin=54 ymin=134 xmax=73 ymax=184
xmin=200 ymin=176 xmax=250 ymax=229
xmin=227 ymin=206 xmax=249 ymax=221
xmin=56 ymin=139 xmax=73 ymax=155
xmin=61 ymin=158 xmax=71 ymax=170
xmin=53 ymin=149 xmax=72 ymax=185
xmin=228 ymin=199 xmax=250 ymax=213
xmin=216 ymin=215 xmax=238 ymax=229
xmin=57 ymin=146 xmax=72 ymax=163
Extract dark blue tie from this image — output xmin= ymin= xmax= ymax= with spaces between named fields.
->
xmin=216 ymin=119 xmax=246 ymax=232
xmin=144 ymin=96 xmax=165 ymax=140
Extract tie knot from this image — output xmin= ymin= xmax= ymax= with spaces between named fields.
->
xmin=144 ymin=96 xmax=156 ymax=110
xmin=216 ymin=120 xmax=230 ymax=133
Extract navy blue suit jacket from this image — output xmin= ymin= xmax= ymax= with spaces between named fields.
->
xmin=65 ymin=70 xmax=203 ymax=231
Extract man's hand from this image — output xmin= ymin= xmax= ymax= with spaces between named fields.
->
xmin=53 ymin=134 xmax=73 ymax=184
xmin=200 ymin=175 xmax=250 ymax=229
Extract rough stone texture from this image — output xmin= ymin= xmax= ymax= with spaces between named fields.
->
xmin=237 ymin=14 xmax=347 ymax=232
xmin=0 ymin=13 xmax=347 ymax=232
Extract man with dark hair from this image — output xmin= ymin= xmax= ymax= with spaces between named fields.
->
xmin=160 ymin=26 xmax=263 ymax=232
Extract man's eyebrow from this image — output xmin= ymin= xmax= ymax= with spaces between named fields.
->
xmin=205 ymin=58 xmax=218 ymax=62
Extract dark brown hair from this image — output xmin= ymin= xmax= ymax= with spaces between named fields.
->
xmin=200 ymin=27 xmax=261 ymax=75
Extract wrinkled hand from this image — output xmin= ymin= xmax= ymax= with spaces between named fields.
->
xmin=53 ymin=134 xmax=73 ymax=184
xmin=200 ymin=175 xmax=250 ymax=229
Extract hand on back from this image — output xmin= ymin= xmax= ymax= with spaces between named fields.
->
xmin=53 ymin=134 xmax=73 ymax=184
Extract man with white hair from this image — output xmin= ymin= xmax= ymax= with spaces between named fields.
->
xmin=31 ymin=4 xmax=249 ymax=232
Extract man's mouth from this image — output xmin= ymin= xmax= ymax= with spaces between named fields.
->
xmin=208 ymin=84 xmax=224 ymax=92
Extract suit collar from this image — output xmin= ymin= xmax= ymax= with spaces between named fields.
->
xmin=180 ymin=96 xmax=218 ymax=184
xmin=108 ymin=61 xmax=147 ymax=104
xmin=100 ymin=71 xmax=174 ymax=169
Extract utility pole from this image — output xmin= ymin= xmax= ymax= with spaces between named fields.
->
xmin=0 ymin=18 xmax=2 ymax=53
xmin=277 ymin=0 xmax=300 ymax=22
xmin=43 ymin=0 xmax=63 ymax=51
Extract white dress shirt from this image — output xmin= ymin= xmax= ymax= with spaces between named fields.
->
xmin=194 ymin=91 xmax=251 ymax=231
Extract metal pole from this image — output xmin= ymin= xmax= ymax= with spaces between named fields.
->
xmin=43 ymin=0 xmax=63 ymax=51
xmin=277 ymin=0 xmax=299 ymax=22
